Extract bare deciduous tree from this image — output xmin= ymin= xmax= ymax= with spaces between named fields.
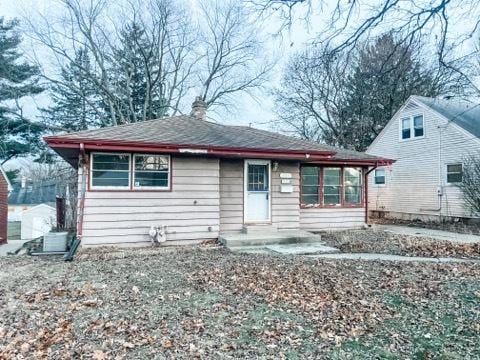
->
xmin=274 ymin=33 xmax=467 ymax=150
xmin=24 ymin=0 xmax=272 ymax=127
xmin=252 ymin=0 xmax=480 ymax=92
xmin=197 ymin=0 xmax=273 ymax=110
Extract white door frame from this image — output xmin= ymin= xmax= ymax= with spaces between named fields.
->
xmin=243 ymin=159 xmax=272 ymax=224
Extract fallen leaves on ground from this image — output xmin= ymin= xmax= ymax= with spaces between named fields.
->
xmin=0 ymin=246 xmax=479 ymax=358
xmin=322 ymin=229 xmax=480 ymax=258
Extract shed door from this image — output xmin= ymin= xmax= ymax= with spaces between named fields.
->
xmin=244 ymin=160 xmax=271 ymax=223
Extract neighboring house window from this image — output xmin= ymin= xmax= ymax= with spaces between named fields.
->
xmin=401 ymin=118 xmax=411 ymax=139
xmin=400 ymin=114 xmax=424 ymax=140
xmin=413 ymin=115 xmax=424 ymax=137
xmin=300 ymin=166 xmax=320 ymax=204
xmin=446 ymin=164 xmax=463 ymax=184
xmin=300 ymin=166 xmax=363 ymax=206
xmin=91 ymin=153 xmax=131 ymax=189
xmin=133 ymin=154 xmax=170 ymax=189
xmin=374 ymin=169 xmax=386 ymax=185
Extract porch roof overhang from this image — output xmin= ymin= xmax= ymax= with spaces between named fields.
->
xmin=44 ymin=137 xmax=339 ymax=167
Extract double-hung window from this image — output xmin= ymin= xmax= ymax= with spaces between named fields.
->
xmin=344 ymin=168 xmax=362 ymax=204
xmin=133 ymin=154 xmax=170 ymax=189
xmin=401 ymin=114 xmax=424 ymax=140
xmin=413 ymin=115 xmax=424 ymax=137
xmin=300 ymin=167 xmax=320 ymax=205
xmin=90 ymin=153 xmax=170 ymax=190
xmin=323 ymin=167 xmax=342 ymax=205
xmin=91 ymin=153 xmax=131 ymax=189
xmin=374 ymin=168 xmax=386 ymax=185
xmin=301 ymin=166 xmax=362 ymax=206
xmin=446 ymin=164 xmax=462 ymax=184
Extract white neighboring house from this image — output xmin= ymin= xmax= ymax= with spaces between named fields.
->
xmin=366 ymin=95 xmax=480 ymax=221
xmin=21 ymin=204 xmax=56 ymax=240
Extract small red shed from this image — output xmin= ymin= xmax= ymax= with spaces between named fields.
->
xmin=0 ymin=165 xmax=12 ymax=245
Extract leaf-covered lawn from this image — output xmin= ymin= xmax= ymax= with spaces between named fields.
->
xmin=1 ymin=246 xmax=479 ymax=359
xmin=321 ymin=230 xmax=480 ymax=259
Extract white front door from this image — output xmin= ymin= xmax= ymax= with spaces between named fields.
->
xmin=244 ymin=160 xmax=271 ymax=223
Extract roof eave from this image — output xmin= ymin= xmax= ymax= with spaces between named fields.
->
xmin=44 ymin=137 xmax=336 ymax=161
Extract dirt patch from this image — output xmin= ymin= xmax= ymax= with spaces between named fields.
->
xmin=321 ymin=229 xmax=480 ymax=259
xmin=1 ymin=247 xmax=479 ymax=358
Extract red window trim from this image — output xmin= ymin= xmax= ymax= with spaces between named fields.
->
xmin=300 ymin=165 xmax=365 ymax=209
xmin=87 ymin=152 xmax=173 ymax=192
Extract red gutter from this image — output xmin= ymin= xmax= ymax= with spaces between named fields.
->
xmin=45 ymin=138 xmax=336 ymax=161
xmin=44 ymin=136 xmax=336 ymax=158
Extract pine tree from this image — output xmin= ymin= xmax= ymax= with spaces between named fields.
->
xmin=0 ymin=17 xmax=43 ymax=164
xmin=340 ymin=33 xmax=448 ymax=151
xmin=42 ymin=48 xmax=100 ymax=131
xmin=111 ymin=22 xmax=168 ymax=124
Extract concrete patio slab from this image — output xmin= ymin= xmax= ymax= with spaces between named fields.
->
xmin=309 ymin=252 xmax=480 ymax=263
xmin=374 ymin=224 xmax=480 ymax=244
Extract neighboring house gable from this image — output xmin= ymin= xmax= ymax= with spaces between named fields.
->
xmin=367 ymin=95 xmax=480 ymax=219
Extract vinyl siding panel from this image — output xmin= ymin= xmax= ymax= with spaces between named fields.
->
xmin=81 ymin=156 xmax=220 ymax=246
xmin=367 ymin=98 xmax=480 ymax=219
xmin=300 ymin=208 xmax=365 ymax=231
xmin=219 ymin=159 xmax=244 ymax=233
xmin=271 ymin=162 xmax=300 ymax=230
xmin=219 ymin=160 xmax=301 ymax=232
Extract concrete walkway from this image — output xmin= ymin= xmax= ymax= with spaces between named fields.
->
xmin=374 ymin=224 xmax=480 ymax=244
xmin=0 ymin=240 xmax=29 ymax=256
xmin=309 ymin=252 xmax=480 ymax=263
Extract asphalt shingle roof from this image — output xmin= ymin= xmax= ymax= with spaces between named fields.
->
xmin=414 ymin=96 xmax=480 ymax=138
xmin=48 ymin=115 xmax=380 ymax=161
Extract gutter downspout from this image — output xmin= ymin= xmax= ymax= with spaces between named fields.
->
xmin=364 ymin=163 xmax=378 ymax=225
xmin=65 ymin=143 xmax=87 ymax=261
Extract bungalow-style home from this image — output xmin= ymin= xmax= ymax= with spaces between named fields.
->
xmin=367 ymin=95 xmax=480 ymax=221
xmin=0 ymin=165 xmax=13 ymax=244
xmin=45 ymin=97 xmax=392 ymax=247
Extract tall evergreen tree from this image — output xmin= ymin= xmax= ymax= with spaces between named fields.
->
xmin=111 ymin=22 xmax=168 ymax=124
xmin=0 ymin=17 xmax=43 ymax=164
xmin=339 ymin=33 xmax=457 ymax=150
xmin=42 ymin=48 xmax=100 ymax=131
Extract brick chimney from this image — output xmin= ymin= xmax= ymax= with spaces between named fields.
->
xmin=190 ymin=96 xmax=206 ymax=120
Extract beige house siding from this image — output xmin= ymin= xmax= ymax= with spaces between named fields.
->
xmin=300 ymin=208 xmax=365 ymax=231
xmin=219 ymin=160 xmax=301 ymax=233
xmin=80 ymin=154 xmax=371 ymax=246
xmin=272 ymin=161 xmax=301 ymax=231
xmin=81 ymin=156 xmax=220 ymax=246
xmin=219 ymin=159 xmax=244 ymax=233
xmin=367 ymin=98 xmax=480 ymax=219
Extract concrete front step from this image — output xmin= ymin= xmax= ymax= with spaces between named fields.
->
xmin=242 ymin=224 xmax=278 ymax=234
xmin=219 ymin=230 xmax=323 ymax=248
